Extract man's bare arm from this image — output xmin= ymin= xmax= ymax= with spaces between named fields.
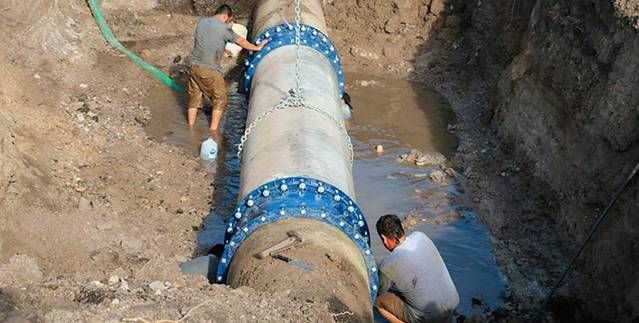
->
xmin=235 ymin=38 xmax=267 ymax=51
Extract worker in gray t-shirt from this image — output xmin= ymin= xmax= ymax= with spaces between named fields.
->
xmin=375 ymin=214 xmax=460 ymax=323
xmin=187 ymin=4 xmax=267 ymax=133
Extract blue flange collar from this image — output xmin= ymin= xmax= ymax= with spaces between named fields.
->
xmin=216 ymin=176 xmax=379 ymax=301
xmin=242 ymin=23 xmax=345 ymax=96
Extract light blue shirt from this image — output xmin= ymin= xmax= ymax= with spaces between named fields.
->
xmin=379 ymin=231 xmax=460 ymax=322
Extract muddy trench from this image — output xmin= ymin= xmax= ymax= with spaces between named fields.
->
xmin=0 ymin=0 xmax=638 ymax=322
xmin=135 ymin=1 xmax=636 ymax=321
xmin=143 ymin=69 xmax=506 ymax=320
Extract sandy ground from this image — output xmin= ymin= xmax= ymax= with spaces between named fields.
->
xmin=0 ymin=1 xmax=331 ymax=321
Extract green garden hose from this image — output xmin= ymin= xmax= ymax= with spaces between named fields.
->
xmin=88 ymin=0 xmax=183 ymax=92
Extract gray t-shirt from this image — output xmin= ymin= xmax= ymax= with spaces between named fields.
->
xmin=191 ymin=17 xmax=239 ymax=71
xmin=379 ymin=231 xmax=460 ymax=322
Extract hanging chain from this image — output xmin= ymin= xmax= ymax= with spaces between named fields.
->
xmin=293 ymin=0 xmax=303 ymax=95
xmin=237 ymin=0 xmax=354 ymax=166
xmin=236 ymin=95 xmax=353 ymax=164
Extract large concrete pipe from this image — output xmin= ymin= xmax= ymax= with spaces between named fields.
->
xmin=216 ymin=0 xmax=377 ymax=320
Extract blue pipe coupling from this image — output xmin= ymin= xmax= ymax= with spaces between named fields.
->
xmin=216 ymin=176 xmax=380 ymax=301
xmin=242 ymin=23 xmax=345 ymax=96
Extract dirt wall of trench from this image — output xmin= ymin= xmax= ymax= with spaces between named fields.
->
xmin=459 ymin=0 xmax=639 ymax=320
xmin=279 ymin=0 xmax=639 ymax=319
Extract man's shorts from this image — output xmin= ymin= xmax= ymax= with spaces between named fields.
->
xmin=376 ymin=291 xmax=455 ymax=323
xmin=376 ymin=291 xmax=410 ymax=322
xmin=187 ymin=65 xmax=227 ymax=112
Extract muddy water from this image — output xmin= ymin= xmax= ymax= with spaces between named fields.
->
xmin=143 ymin=74 xmax=505 ymax=319
xmin=143 ymin=81 xmax=209 ymax=155
xmin=143 ymin=84 xmax=246 ymax=256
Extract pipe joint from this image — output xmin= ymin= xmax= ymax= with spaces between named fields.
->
xmin=243 ymin=24 xmax=345 ymax=95
xmin=217 ymin=176 xmax=379 ymax=301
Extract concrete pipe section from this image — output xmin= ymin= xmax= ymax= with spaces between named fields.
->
xmin=215 ymin=0 xmax=376 ymax=320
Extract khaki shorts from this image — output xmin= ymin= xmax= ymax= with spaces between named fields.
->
xmin=376 ymin=291 xmax=409 ymax=322
xmin=376 ymin=291 xmax=455 ymax=323
xmin=187 ymin=65 xmax=227 ymax=112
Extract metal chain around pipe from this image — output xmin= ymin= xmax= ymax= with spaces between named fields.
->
xmin=236 ymin=92 xmax=354 ymax=165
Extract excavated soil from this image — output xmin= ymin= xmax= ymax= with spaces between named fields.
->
xmin=0 ymin=1 xmax=330 ymax=321
xmin=1 ymin=0 xmax=638 ymax=322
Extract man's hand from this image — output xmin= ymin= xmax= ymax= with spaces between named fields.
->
xmin=256 ymin=39 xmax=268 ymax=51
xmin=235 ymin=38 xmax=268 ymax=52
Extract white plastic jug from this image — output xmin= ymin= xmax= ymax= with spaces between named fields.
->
xmin=200 ymin=138 xmax=218 ymax=161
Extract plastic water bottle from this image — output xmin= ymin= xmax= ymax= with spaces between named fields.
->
xmin=341 ymin=103 xmax=353 ymax=120
xmin=200 ymin=138 xmax=218 ymax=160
xmin=200 ymin=138 xmax=218 ymax=173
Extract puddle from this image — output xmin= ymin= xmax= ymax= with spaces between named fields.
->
xmin=143 ymin=73 xmax=505 ymax=319
xmin=346 ymin=75 xmax=458 ymax=154
xmin=121 ymin=35 xmax=187 ymax=51
xmin=142 ymin=80 xmax=209 ymax=156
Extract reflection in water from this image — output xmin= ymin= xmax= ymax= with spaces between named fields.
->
xmin=143 ymin=84 xmax=208 ymax=156
xmin=143 ymin=74 xmax=504 ymax=318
